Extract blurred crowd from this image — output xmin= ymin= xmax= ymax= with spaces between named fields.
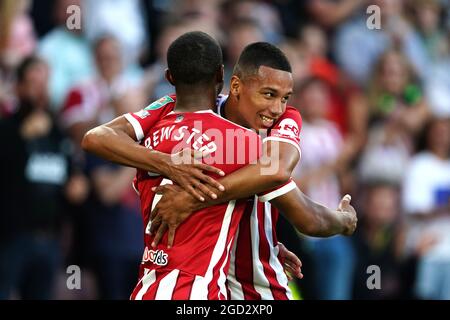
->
xmin=0 ymin=0 xmax=450 ymax=300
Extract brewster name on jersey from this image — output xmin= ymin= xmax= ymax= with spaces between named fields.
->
xmin=142 ymin=119 xmax=261 ymax=166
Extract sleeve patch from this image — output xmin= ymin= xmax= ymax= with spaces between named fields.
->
xmin=144 ymin=95 xmax=174 ymax=111
xmin=274 ymin=118 xmax=300 ymax=139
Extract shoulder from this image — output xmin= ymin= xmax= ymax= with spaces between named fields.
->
xmin=143 ymin=95 xmax=176 ymax=112
xmin=272 ymin=106 xmax=302 ymax=134
xmin=281 ymin=106 xmax=302 ymax=125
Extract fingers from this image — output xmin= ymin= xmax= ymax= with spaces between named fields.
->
xmin=186 ymin=185 xmax=206 ymax=202
xmin=151 ymin=222 xmax=168 ymax=248
xmin=194 ymin=163 xmax=225 ymax=178
xmin=193 ymin=166 xmax=225 ymax=191
xmin=193 ymin=181 xmax=218 ymax=200
xmin=286 ymin=271 xmax=292 ymax=281
xmin=284 ymin=250 xmax=301 ymax=269
xmin=338 ymin=194 xmax=352 ymax=211
xmin=167 ymin=227 xmax=176 ymax=249
xmin=278 ymin=242 xmax=301 ymax=268
xmin=152 ymin=177 xmax=207 ymax=202
xmin=150 ymin=215 xmax=161 ymax=234
xmin=284 ymin=262 xmax=303 ymax=279
xmin=152 ymin=185 xmax=169 ymax=195
xmin=149 ymin=205 xmax=158 ymax=222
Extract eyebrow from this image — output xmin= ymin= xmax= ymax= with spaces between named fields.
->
xmin=260 ymin=87 xmax=293 ymax=97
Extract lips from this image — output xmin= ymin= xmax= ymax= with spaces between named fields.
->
xmin=259 ymin=114 xmax=275 ymax=128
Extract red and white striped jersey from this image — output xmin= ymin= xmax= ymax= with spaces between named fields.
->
xmin=216 ymin=97 xmax=302 ymax=300
xmin=125 ymin=94 xmax=303 ymax=300
xmin=126 ymin=97 xmax=263 ymax=300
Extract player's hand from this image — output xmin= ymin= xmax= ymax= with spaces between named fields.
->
xmin=337 ymin=194 xmax=357 ymax=236
xmin=149 ymin=185 xmax=196 ymax=248
xmin=278 ymin=242 xmax=303 ymax=280
xmin=165 ymin=149 xmax=225 ymax=202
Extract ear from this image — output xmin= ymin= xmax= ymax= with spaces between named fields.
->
xmin=230 ymin=75 xmax=241 ymax=98
xmin=165 ymin=68 xmax=175 ymax=86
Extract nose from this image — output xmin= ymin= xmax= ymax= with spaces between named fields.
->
xmin=268 ymin=100 xmax=284 ymax=118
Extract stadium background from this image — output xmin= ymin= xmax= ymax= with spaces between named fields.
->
xmin=1 ymin=0 xmax=450 ymax=300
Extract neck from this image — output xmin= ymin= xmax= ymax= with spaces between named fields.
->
xmin=175 ymin=85 xmax=217 ymax=112
xmin=222 ymin=95 xmax=247 ymax=127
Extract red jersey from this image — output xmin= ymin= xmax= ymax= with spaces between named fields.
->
xmin=126 ymin=97 xmax=262 ymax=300
xmin=125 ymin=94 xmax=303 ymax=300
xmin=216 ymin=96 xmax=303 ymax=300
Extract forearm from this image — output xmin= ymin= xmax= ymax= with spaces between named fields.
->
xmin=82 ymin=119 xmax=171 ymax=175
xmin=272 ymin=188 xmax=348 ymax=237
xmin=189 ymin=141 xmax=300 ymax=211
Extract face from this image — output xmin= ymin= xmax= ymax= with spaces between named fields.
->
xmin=416 ymin=5 xmax=439 ymax=33
xmin=18 ymin=61 xmax=49 ymax=103
xmin=299 ymin=81 xmax=329 ymax=121
xmin=95 ymin=38 xmax=122 ymax=81
xmin=380 ymin=52 xmax=408 ymax=95
xmin=365 ymin=185 xmax=399 ymax=227
xmin=427 ymin=118 xmax=450 ymax=155
xmin=232 ymin=65 xmax=293 ymax=130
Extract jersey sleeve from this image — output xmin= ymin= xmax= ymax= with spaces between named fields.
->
xmin=264 ymin=106 xmax=302 ymax=156
xmin=258 ymin=178 xmax=297 ymax=202
xmin=124 ymin=94 xmax=176 ymax=141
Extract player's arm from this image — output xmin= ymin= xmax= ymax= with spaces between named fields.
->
xmin=150 ymin=139 xmax=300 ymax=246
xmin=82 ymin=115 xmax=171 ymax=173
xmin=270 ymin=187 xmax=357 ymax=237
xmin=150 ymin=142 xmax=356 ymax=246
xmin=82 ymin=114 xmax=225 ymax=202
xmin=191 ymin=139 xmax=299 ymax=202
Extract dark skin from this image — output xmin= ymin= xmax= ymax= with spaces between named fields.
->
xmin=83 ymin=65 xmax=358 ymax=280
xmin=149 ymin=66 xmax=357 ymax=268
xmin=82 ymin=69 xmax=227 ymax=202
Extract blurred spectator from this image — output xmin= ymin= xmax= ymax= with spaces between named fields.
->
xmin=30 ymin=0 xmax=58 ymax=38
xmin=143 ymin=15 xmax=223 ymax=100
xmin=292 ymin=77 xmax=356 ymax=300
xmin=407 ymin=0 xmax=448 ymax=62
xmin=334 ymin=0 xmax=430 ymax=85
xmin=402 ymin=117 xmax=450 ymax=299
xmin=223 ymin=18 xmax=264 ymax=87
xmin=0 ymin=0 xmax=36 ymax=70
xmin=424 ymin=53 xmax=450 ymax=118
xmin=82 ymin=157 xmax=143 ymax=300
xmin=279 ymin=40 xmax=310 ymax=86
xmin=306 ymin=0 xmax=366 ymax=30
xmin=298 ymin=24 xmax=368 ymax=167
xmin=142 ymin=20 xmax=188 ymax=101
xmin=38 ymin=0 xmax=94 ymax=110
xmin=83 ymin=0 xmax=147 ymax=70
xmin=59 ymin=35 xmax=145 ymax=299
xmin=61 ymin=35 xmax=145 ymax=147
xmin=367 ymin=49 xmax=429 ymax=134
xmin=221 ymin=0 xmax=284 ymax=44
xmin=352 ymin=182 xmax=417 ymax=299
xmin=0 ymin=0 xmax=37 ymax=117
xmin=0 ymin=56 xmax=87 ymax=299
xmin=359 ymin=49 xmax=430 ymax=184
xmin=358 ymin=124 xmax=411 ymax=185
xmin=169 ymin=0 xmax=222 ymax=36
